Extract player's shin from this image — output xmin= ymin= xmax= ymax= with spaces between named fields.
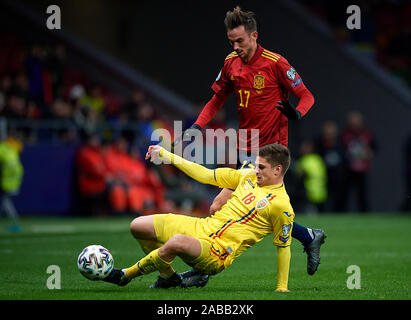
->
xmin=291 ymin=221 xmax=313 ymax=246
xmin=125 ymin=248 xmax=172 ymax=279
xmin=138 ymin=239 xmax=176 ymax=278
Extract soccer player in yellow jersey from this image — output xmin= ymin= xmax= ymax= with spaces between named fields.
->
xmin=103 ymin=143 xmax=295 ymax=292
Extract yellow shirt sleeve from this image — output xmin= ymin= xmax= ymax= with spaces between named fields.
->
xmin=276 ymin=245 xmax=291 ymax=291
xmin=214 ymin=167 xmax=254 ymax=190
xmin=159 ymin=147 xmax=254 ymax=190
xmin=159 ymin=148 xmax=218 ymax=186
xmin=270 ymin=199 xmax=295 ymax=247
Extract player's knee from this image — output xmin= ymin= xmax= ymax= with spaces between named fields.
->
xmin=129 ymin=217 xmax=141 ymax=238
xmin=167 ymin=234 xmax=189 ymax=254
xmin=129 ymin=216 xmax=151 ymax=239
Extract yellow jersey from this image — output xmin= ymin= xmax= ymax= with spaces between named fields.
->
xmin=159 ymin=148 xmax=295 ymax=270
xmin=198 ymin=167 xmax=294 ymax=268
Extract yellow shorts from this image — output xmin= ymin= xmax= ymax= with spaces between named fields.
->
xmin=152 ymin=213 xmax=226 ymax=275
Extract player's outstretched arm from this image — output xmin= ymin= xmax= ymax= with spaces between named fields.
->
xmin=275 ymin=245 xmax=291 ymax=292
xmin=145 ymin=145 xmax=218 ymax=186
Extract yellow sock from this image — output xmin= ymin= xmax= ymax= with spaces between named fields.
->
xmin=138 ymin=239 xmax=176 ymax=278
xmin=138 ymin=240 xmax=175 ymax=278
xmin=125 ymin=248 xmax=171 ymax=279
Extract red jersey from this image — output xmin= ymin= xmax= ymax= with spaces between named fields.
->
xmin=194 ymin=44 xmax=314 ymax=151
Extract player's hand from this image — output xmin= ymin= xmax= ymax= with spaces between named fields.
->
xmin=275 ymin=100 xmax=301 ymax=120
xmin=275 ymin=288 xmax=290 ymax=293
xmin=172 ymin=124 xmax=202 ymax=151
xmin=145 ymin=145 xmax=162 ymax=162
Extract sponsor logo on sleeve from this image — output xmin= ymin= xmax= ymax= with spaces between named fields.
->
xmin=279 ymin=223 xmax=292 ymax=242
xmin=291 ymin=77 xmax=302 ymax=88
xmin=286 ymin=67 xmax=296 ymax=80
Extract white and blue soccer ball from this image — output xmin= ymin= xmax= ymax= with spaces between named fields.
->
xmin=77 ymin=245 xmax=114 ymax=280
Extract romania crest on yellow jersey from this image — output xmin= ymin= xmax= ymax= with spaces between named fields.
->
xmin=255 ymin=198 xmax=269 ymax=210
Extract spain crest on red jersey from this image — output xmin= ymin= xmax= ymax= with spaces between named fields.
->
xmin=253 ymin=74 xmax=265 ymax=90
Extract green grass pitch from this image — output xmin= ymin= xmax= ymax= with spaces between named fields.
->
xmin=0 ymin=214 xmax=410 ymax=300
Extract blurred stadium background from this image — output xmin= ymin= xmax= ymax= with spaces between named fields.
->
xmin=1 ymin=0 xmax=410 ymax=218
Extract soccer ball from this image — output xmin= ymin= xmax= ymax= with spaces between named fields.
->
xmin=77 ymin=245 xmax=114 ymax=280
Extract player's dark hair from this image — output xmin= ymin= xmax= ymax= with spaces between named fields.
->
xmin=224 ymin=6 xmax=257 ymax=33
xmin=258 ymin=143 xmax=291 ymax=175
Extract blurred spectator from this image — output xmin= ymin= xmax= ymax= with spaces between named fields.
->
xmin=103 ymin=134 xmax=165 ymax=216
xmin=340 ymin=111 xmax=376 ymax=212
xmin=135 ymin=101 xmax=175 ymax=150
xmin=120 ymin=88 xmax=146 ymax=122
xmin=1 ymin=90 xmax=36 ymax=141
xmin=0 ymin=74 xmax=12 ymax=94
xmin=75 ymin=131 xmax=108 ymax=216
xmin=25 ymin=43 xmax=52 ymax=115
xmin=2 ymin=91 xmax=26 ymax=119
xmin=12 ymin=72 xmax=29 ymax=99
xmin=137 ymin=102 xmax=156 ymax=140
xmin=0 ymin=135 xmax=24 ymax=232
xmin=46 ymin=42 xmax=67 ymax=99
xmin=69 ymin=84 xmax=85 ymax=103
xmin=101 ymin=134 xmax=134 ymax=215
xmin=315 ymin=120 xmax=347 ymax=212
xmin=126 ymin=145 xmax=171 ymax=214
xmin=295 ymin=139 xmax=327 ymax=213
xmin=49 ymin=98 xmax=77 ymax=143
xmin=26 ymin=99 xmax=41 ymax=120
xmin=72 ymin=83 xmax=106 ymax=137
xmin=79 ymin=83 xmax=105 ymax=114
xmin=101 ymin=89 xmax=124 ymax=121
xmin=1 ymin=72 xmax=34 ymax=121
xmin=50 ymin=98 xmax=73 ymax=120
xmin=72 ymin=84 xmax=101 ymax=135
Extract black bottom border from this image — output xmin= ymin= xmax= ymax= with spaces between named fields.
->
xmin=1 ymin=299 xmax=410 ymax=318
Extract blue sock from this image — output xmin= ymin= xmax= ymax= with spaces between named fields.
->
xmin=292 ymin=222 xmax=313 ymax=247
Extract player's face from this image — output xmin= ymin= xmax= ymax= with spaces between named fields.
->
xmin=227 ymin=25 xmax=258 ymax=63
xmin=254 ymin=156 xmax=282 ymax=187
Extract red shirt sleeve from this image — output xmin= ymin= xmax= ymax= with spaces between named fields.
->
xmin=194 ymin=63 xmax=233 ymax=128
xmin=194 ymin=92 xmax=230 ymax=128
xmin=275 ymin=58 xmax=315 ymax=117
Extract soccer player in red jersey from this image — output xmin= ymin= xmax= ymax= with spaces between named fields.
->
xmin=156 ymin=7 xmax=326 ymax=288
